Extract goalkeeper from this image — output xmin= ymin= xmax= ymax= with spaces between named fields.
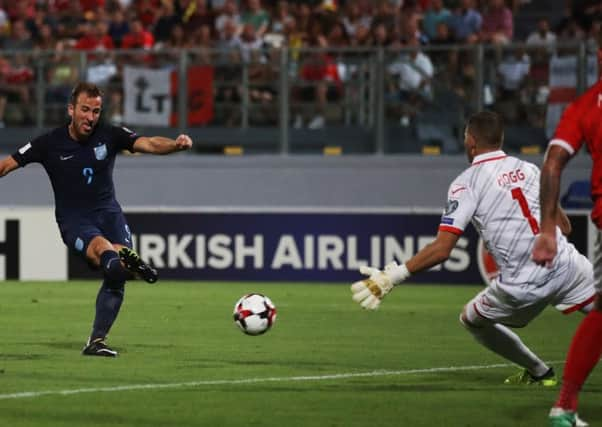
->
xmin=352 ymin=112 xmax=596 ymax=389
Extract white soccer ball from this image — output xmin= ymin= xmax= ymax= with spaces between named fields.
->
xmin=233 ymin=293 xmax=277 ymax=335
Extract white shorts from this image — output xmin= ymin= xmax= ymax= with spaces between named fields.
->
xmin=465 ymin=247 xmax=596 ymax=328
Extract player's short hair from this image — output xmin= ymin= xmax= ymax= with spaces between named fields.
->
xmin=466 ymin=111 xmax=504 ymax=148
xmin=69 ymin=82 xmax=103 ymax=106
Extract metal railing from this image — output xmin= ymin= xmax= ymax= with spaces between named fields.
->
xmin=0 ymin=41 xmax=595 ymax=154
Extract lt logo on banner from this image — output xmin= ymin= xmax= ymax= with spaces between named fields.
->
xmin=124 ymin=66 xmax=172 ymax=126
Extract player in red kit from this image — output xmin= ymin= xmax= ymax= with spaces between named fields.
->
xmin=533 ymin=75 xmax=602 ymax=426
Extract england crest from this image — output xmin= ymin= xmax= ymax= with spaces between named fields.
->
xmin=94 ymin=143 xmax=107 ymax=160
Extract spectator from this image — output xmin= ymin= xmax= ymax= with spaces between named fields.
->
xmin=448 ymin=0 xmax=482 ymax=43
xmin=0 ymin=54 xmax=34 ymax=125
xmin=342 ymin=2 xmax=372 ymax=39
xmin=108 ymin=9 xmax=130 ymax=47
xmin=14 ymin=1 xmax=42 ymax=41
xmin=526 ymin=17 xmax=556 ymax=52
xmin=283 ymin=16 xmax=306 ymax=67
xmin=181 ymin=0 xmax=214 ymax=35
xmin=431 ymin=22 xmax=455 ymax=45
xmin=495 ymin=49 xmax=530 ymax=123
xmin=45 ymin=42 xmax=80 ymax=123
xmin=296 ymin=34 xmax=343 ymax=129
xmin=241 ymin=0 xmax=269 ymax=38
xmin=7 ymin=1 xmax=35 ymax=22
xmin=215 ymin=0 xmax=241 ymax=40
xmin=422 ymin=0 xmax=451 ymax=41
xmin=295 ymin=2 xmax=313 ymax=37
xmin=190 ymin=24 xmax=213 ymax=64
xmin=211 ymin=0 xmax=239 ymax=14
xmin=236 ymin=22 xmax=264 ymax=63
xmin=372 ymin=1 xmax=399 ymax=34
xmin=75 ymin=21 xmax=115 ymax=51
xmin=270 ymin=0 xmax=294 ymax=34
xmin=497 ymin=49 xmax=530 ymax=97
xmin=56 ymin=1 xmax=83 ymax=39
xmin=134 ymin=0 xmax=157 ymax=28
xmin=158 ymin=22 xmax=190 ymax=63
xmin=480 ymin=0 xmax=513 ymax=45
xmin=3 ymin=20 xmax=35 ymax=51
xmin=79 ymin=0 xmax=106 ymax=13
xmin=216 ymin=18 xmax=241 ymax=51
xmin=0 ymin=3 xmax=9 ymax=38
xmin=429 ymin=20 xmax=462 ymax=88
xmin=572 ymin=0 xmax=602 ymax=33
xmin=165 ymin=23 xmax=190 ymax=50
xmin=525 ymin=18 xmax=555 ymax=95
xmin=327 ymin=21 xmax=350 ymax=48
xmin=121 ymin=19 xmax=155 ymax=49
xmin=401 ymin=11 xmax=428 ymax=45
xmin=153 ymin=1 xmax=180 ymax=45
xmin=350 ymin=22 xmax=372 ymax=47
xmin=35 ymin=23 xmax=58 ymax=51
xmin=586 ymin=19 xmax=601 ymax=53
xmin=556 ymin=14 xmax=585 ymax=43
xmin=215 ymin=18 xmax=243 ymax=127
xmin=247 ymin=52 xmax=278 ymax=126
xmin=387 ymin=34 xmax=435 ymax=112
xmin=372 ymin=22 xmax=391 ymax=47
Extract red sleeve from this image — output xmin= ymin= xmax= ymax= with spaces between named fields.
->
xmin=121 ymin=35 xmax=133 ymax=49
xmin=74 ymin=37 xmax=91 ymax=50
xmin=102 ymin=36 xmax=114 ymax=49
xmin=550 ymin=100 xmax=585 ymax=155
xmin=144 ymin=32 xmax=155 ymax=48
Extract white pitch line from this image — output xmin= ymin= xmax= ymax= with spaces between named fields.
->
xmin=0 ymin=361 xmax=562 ymax=401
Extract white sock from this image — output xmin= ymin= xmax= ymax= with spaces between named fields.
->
xmin=466 ymin=323 xmax=549 ymax=377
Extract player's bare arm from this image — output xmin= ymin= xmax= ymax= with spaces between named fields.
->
xmin=540 ymin=146 xmax=571 ymax=233
xmin=132 ymin=134 xmax=193 ymax=154
xmin=405 ymin=230 xmax=460 ymax=274
xmin=0 ymin=155 xmax=19 ymax=178
xmin=556 ymin=204 xmax=572 ymax=236
xmin=351 ymin=230 xmax=460 ymax=309
xmin=532 ymin=145 xmax=572 ymax=265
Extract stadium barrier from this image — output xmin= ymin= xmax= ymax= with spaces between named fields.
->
xmin=0 ymin=207 xmax=594 ymax=284
xmin=0 ymin=42 xmax=595 ymax=154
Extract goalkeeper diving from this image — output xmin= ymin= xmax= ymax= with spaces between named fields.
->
xmin=351 ymin=112 xmax=597 ymax=394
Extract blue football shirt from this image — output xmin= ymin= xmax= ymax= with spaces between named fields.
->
xmin=12 ymin=124 xmax=138 ymax=220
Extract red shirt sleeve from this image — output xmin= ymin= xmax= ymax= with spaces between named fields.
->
xmin=550 ymin=99 xmax=585 ymax=155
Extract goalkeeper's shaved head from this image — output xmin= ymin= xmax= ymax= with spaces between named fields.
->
xmin=466 ymin=111 xmax=504 ymax=149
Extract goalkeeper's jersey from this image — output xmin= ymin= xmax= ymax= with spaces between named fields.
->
xmin=438 ymin=150 xmax=572 ymax=286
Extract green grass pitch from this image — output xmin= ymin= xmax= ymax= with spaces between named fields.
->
xmin=0 ymin=281 xmax=600 ymax=427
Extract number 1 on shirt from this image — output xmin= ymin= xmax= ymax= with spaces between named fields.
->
xmin=511 ymin=187 xmax=540 ymax=235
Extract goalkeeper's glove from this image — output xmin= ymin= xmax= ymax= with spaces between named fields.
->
xmin=350 ymin=262 xmax=410 ymax=310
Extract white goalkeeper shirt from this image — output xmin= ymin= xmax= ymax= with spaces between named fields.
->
xmin=439 ymin=150 xmax=572 ymax=286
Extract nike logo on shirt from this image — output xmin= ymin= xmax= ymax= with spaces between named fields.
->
xmin=60 ymin=155 xmax=74 ymax=160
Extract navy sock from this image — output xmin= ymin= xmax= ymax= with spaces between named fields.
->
xmin=91 ymin=279 xmax=125 ymax=340
xmin=100 ymin=250 xmax=130 ymax=282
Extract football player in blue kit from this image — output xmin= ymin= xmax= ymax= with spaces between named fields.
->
xmin=0 ymin=82 xmax=193 ymax=357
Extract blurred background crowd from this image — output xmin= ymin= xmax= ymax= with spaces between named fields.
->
xmin=0 ymin=0 xmax=599 ymax=153
xmin=0 ymin=0 xmax=597 ymax=53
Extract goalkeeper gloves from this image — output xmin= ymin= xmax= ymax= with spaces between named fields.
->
xmin=350 ymin=262 xmax=410 ymax=310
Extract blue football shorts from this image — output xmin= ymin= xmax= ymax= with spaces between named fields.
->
xmin=58 ymin=209 xmax=133 ymax=257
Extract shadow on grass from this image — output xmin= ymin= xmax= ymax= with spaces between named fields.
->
xmin=0 ymin=354 xmax=47 ymax=361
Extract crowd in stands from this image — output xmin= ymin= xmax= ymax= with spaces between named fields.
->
xmin=0 ymin=0 xmax=598 ymax=133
